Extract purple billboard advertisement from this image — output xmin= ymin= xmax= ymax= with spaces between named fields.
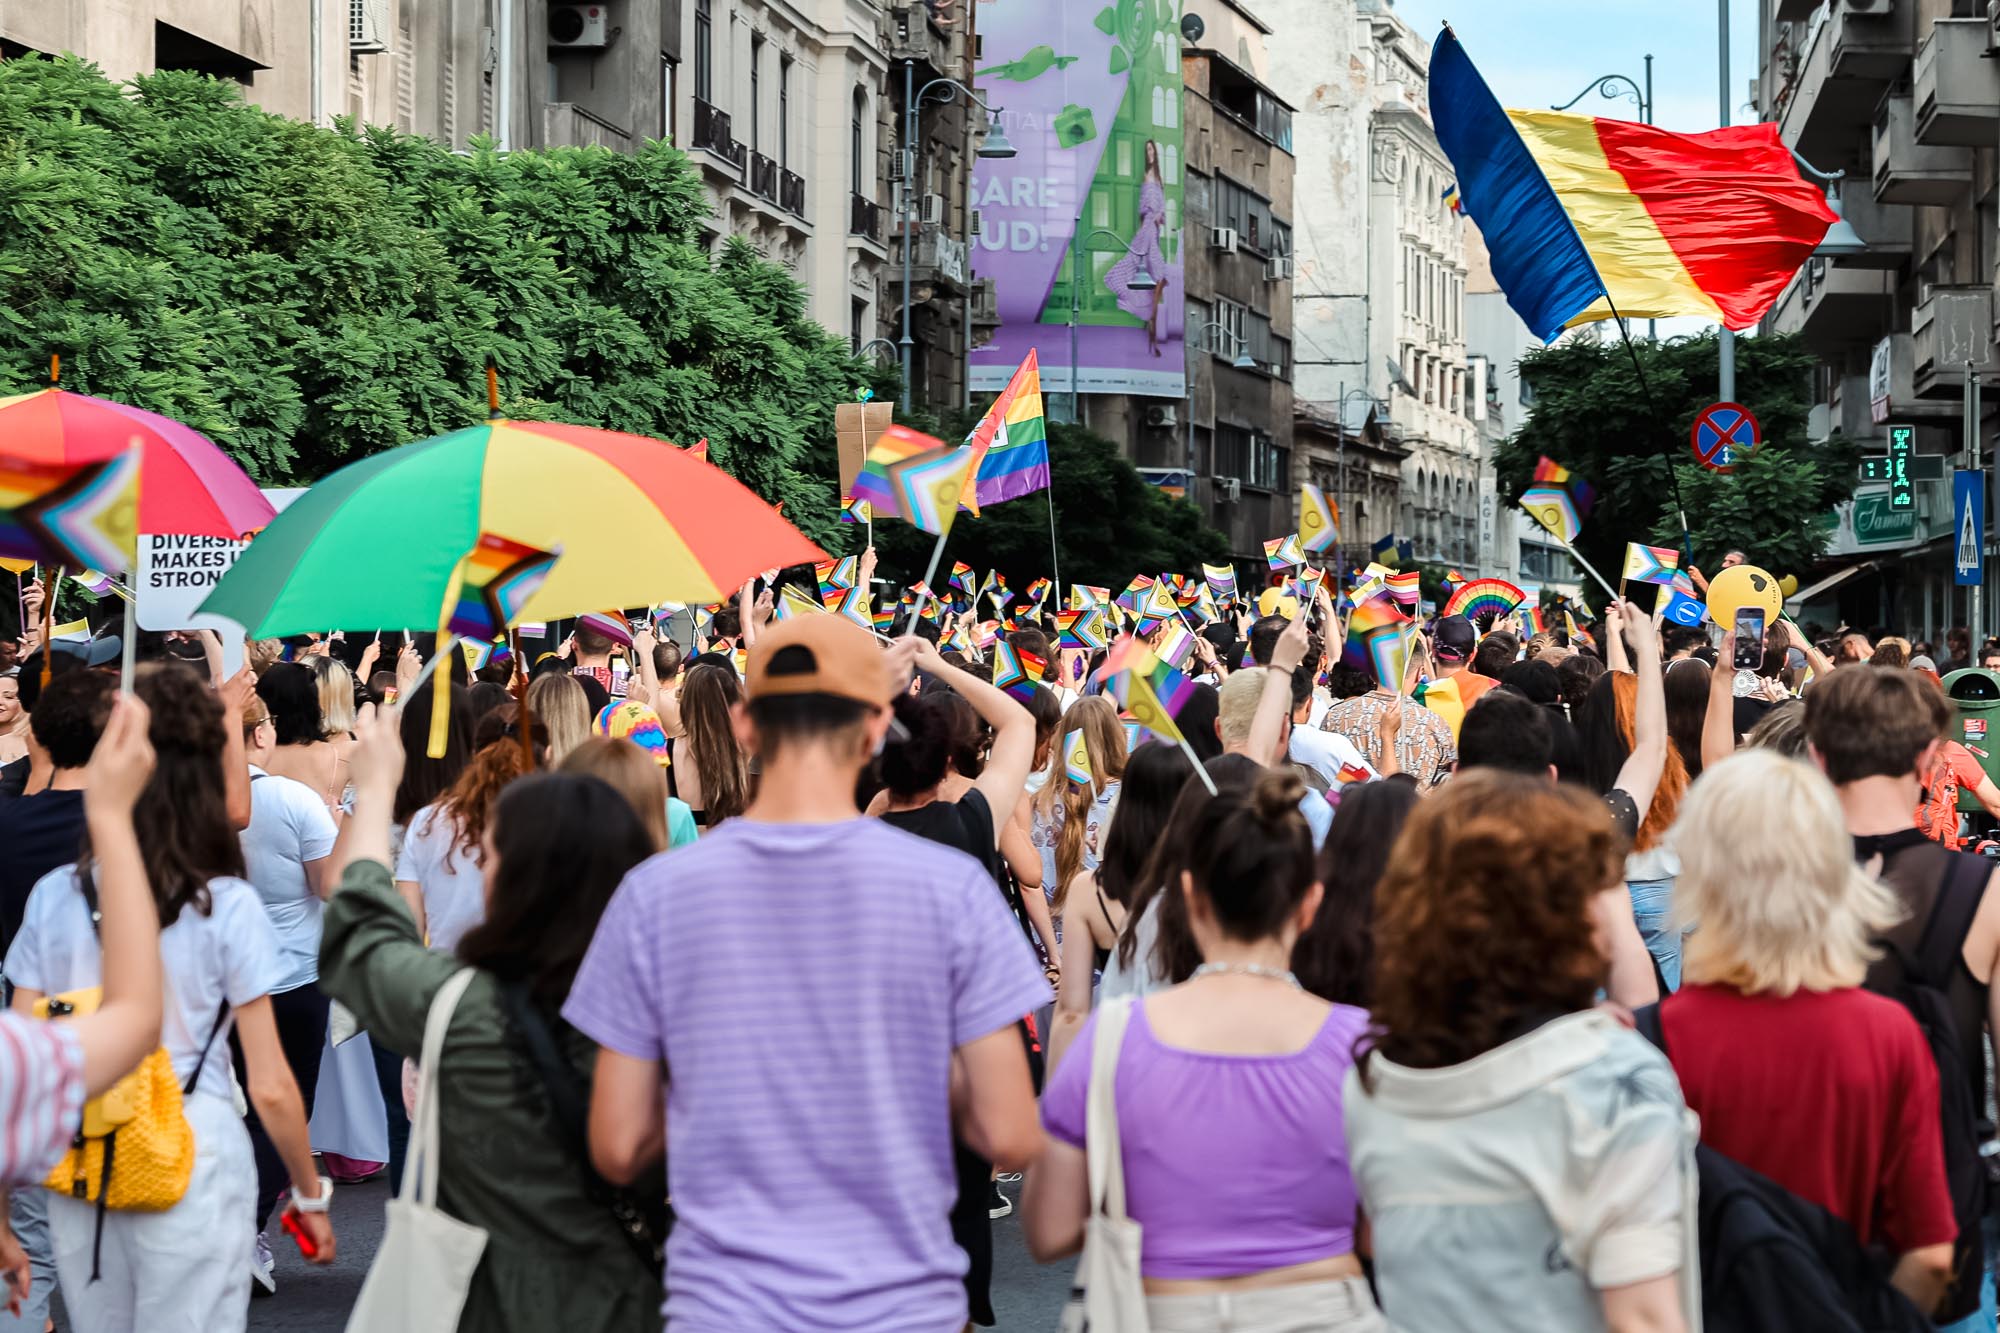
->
xmin=970 ymin=0 xmax=1186 ymax=399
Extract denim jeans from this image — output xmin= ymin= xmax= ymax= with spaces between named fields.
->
xmin=1628 ymin=875 xmax=1681 ymax=993
xmin=0 ymin=1189 xmax=54 ymax=1331
xmin=1938 ymin=1216 xmax=1999 ymax=1333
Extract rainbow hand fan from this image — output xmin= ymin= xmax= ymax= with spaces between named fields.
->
xmin=1442 ymin=578 xmax=1525 ymax=622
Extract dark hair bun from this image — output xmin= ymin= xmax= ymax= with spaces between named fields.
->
xmin=1252 ymin=768 xmax=1307 ymax=824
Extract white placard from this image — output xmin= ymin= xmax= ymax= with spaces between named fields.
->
xmin=132 ymin=489 xmax=304 ymax=677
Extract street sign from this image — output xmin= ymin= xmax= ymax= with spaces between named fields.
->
xmin=1690 ymin=401 xmax=1760 ymax=473
xmin=1955 ymin=468 xmax=1985 ymax=586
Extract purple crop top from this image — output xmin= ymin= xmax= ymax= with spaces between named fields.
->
xmin=1041 ymin=999 xmax=1370 ymax=1279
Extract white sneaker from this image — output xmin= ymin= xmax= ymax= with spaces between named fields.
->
xmin=251 ymin=1234 xmax=276 ymax=1297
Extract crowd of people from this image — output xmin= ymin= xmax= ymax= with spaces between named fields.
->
xmin=1 ymin=558 xmax=1999 ymax=1333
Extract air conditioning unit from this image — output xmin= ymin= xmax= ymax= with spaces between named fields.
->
xmin=969 ymin=210 xmax=983 ymax=237
xmin=1144 ymin=404 xmax=1179 ymax=429
xmin=890 ymin=148 xmax=911 ymax=182
xmin=1216 ymin=476 xmax=1242 ymax=502
xmin=1843 ymin=0 xmax=1890 ymax=13
xmin=1265 ymin=254 xmax=1292 ymax=281
xmin=350 ymin=0 xmax=390 ymax=53
xmin=549 ymin=4 xmax=611 ymax=47
xmin=1210 ymin=226 xmax=1240 ymax=254
xmin=919 ymin=192 xmax=946 ymax=226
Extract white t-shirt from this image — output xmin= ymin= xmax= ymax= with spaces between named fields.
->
xmin=1288 ymin=724 xmax=1379 ymax=789
xmin=394 ymin=803 xmax=487 ymax=954
xmin=240 ymin=766 xmax=338 ymax=993
xmin=4 ymin=867 xmax=286 ymax=1102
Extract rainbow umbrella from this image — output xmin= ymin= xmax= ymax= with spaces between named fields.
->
xmin=0 ymin=389 xmax=274 ymax=537
xmin=200 ymin=420 xmax=826 ymax=636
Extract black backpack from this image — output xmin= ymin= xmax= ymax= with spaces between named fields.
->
xmin=1633 ymin=1005 xmax=1931 ymax=1333
xmin=1865 ymin=844 xmax=1993 ymax=1322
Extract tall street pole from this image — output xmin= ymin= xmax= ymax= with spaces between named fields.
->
xmin=899 ymin=61 xmax=916 ymax=413
xmin=1718 ymin=0 xmax=1734 ymax=403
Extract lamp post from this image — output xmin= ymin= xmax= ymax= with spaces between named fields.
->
xmin=858 ymin=337 xmax=899 ymax=360
xmin=1554 ymin=58 xmax=1653 ymax=338
xmin=1335 ymin=386 xmax=1388 ymax=572
xmin=1188 ymin=319 xmax=1257 ymax=517
xmin=1063 ymin=226 xmax=1157 ymax=425
xmin=899 ymin=66 xmax=1013 ymax=413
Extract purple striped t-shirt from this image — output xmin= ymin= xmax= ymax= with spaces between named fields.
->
xmin=563 ymin=816 xmax=1051 ymax=1332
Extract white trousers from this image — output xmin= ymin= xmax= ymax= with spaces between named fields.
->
xmin=48 ymin=1092 xmax=255 ymax=1333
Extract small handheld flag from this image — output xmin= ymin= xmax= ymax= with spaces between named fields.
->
xmin=1064 ymin=728 xmax=1093 ymax=786
xmin=849 ymin=425 xmax=977 ymax=537
xmin=443 ymin=534 xmax=560 ymax=642
xmin=1298 ymin=483 xmax=1339 ymax=554
xmin=1622 ymin=542 xmax=1681 ymax=586
xmin=1202 ymin=563 xmax=1237 ymax=606
xmin=1519 ymin=486 xmax=1583 ymax=544
xmin=1263 ymin=534 xmax=1306 ymax=570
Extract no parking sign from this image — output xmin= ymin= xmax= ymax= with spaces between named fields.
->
xmin=1690 ymin=402 xmax=1760 ymax=473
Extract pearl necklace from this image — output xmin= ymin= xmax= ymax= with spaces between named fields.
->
xmin=1191 ymin=961 xmax=1302 ymax=989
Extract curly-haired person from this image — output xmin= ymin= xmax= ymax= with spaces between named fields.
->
xmin=1343 ymin=772 xmax=1697 ymax=1333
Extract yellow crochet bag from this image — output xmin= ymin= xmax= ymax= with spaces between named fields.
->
xmin=33 ymin=987 xmax=204 ymax=1212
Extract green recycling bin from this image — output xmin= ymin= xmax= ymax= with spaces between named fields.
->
xmin=1943 ymin=669 xmax=2000 ymax=814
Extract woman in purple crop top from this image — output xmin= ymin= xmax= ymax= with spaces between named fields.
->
xmin=1022 ymin=769 xmax=1387 ymax=1332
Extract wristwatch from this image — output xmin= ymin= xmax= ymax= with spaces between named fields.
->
xmin=293 ymin=1176 xmax=335 ymax=1214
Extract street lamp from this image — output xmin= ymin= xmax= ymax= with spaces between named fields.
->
xmin=1063 ymin=226 xmax=1158 ymax=424
xmin=1556 ymin=58 xmax=1654 ymax=340
xmin=898 ymin=67 xmax=1009 ymax=412
xmin=858 ymin=337 xmax=898 ymax=360
xmin=1196 ymin=320 xmax=1255 ymax=370
xmin=1335 ymin=387 xmax=1388 ymax=569
xmin=1792 ymin=151 xmax=1867 ymax=258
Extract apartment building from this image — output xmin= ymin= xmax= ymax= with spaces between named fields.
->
xmin=1261 ymin=0 xmax=1478 ymax=574
xmin=1757 ymin=0 xmax=1995 ymax=635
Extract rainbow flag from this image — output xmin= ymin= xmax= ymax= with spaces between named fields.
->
xmin=442 ymin=534 xmax=559 ymax=641
xmin=1056 ymin=607 xmax=1108 ymax=651
xmin=1063 ymin=728 xmax=1093 ymax=785
xmin=962 ymin=350 xmax=1051 ymax=511
xmin=849 ymin=425 xmax=976 ymax=537
xmin=1341 ymin=593 xmax=1414 ymax=690
xmin=1565 ymin=609 xmax=1595 ymax=647
xmin=871 ymin=605 xmax=897 ymax=634
xmin=950 ymin=561 xmax=977 ymax=593
xmin=1521 ymin=605 xmax=1549 ymax=635
xmin=0 ymin=447 xmax=140 ymax=574
xmin=1117 ymin=575 xmax=1155 ymax=614
xmin=825 ymin=587 xmax=873 ymax=629
xmin=1072 ymin=584 xmax=1109 ymax=611
xmin=1520 ymin=486 xmax=1584 ymax=544
xmin=1622 ymin=542 xmax=1680 ymax=585
xmin=1431 ymin=29 xmax=1835 ymax=341
xmin=972 ymin=619 xmax=1001 ymax=651
xmin=991 ymin=641 xmax=1036 ymax=700
xmin=1384 ymin=569 xmax=1421 ymax=610
xmin=1263 ymin=534 xmax=1306 ymax=569
xmin=1025 ymin=576 xmax=1053 ymax=607
xmin=1298 ymin=483 xmax=1339 ymax=554
xmin=1443 ymin=578 xmax=1525 ymax=622
xmin=1096 ymin=636 xmax=1196 ymax=746
xmin=817 ymin=555 xmax=860 ymax=591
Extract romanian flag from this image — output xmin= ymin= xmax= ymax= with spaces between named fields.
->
xmin=1298 ymin=482 xmax=1339 ymax=554
xmin=442 ymin=534 xmax=559 ymax=641
xmin=961 ymin=350 xmax=1051 ymax=513
xmin=849 ymin=425 xmax=976 ymax=537
xmin=1431 ymin=28 xmax=1835 ymax=341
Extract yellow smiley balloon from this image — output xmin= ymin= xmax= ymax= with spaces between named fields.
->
xmin=1706 ymin=564 xmax=1785 ymax=625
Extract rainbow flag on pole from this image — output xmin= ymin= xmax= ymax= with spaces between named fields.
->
xmin=1096 ymin=635 xmax=1196 ymax=745
xmin=0 ymin=446 xmax=141 ymax=574
xmin=442 ymin=534 xmax=560 ymax=641
xmin=961 ymin=350 xmax=1050 ymax=512
xmin=850 ymin=425 xmax=976 ymax=537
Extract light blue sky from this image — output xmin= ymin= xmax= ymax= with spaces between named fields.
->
xmin=1389 ymin=0 xmax=1762 ymax=134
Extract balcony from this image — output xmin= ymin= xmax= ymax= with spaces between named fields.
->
xmin=748 ymin=151 xmax=779 ymax=202
xmin=1826 ymin=173 xmax=1911 ymax=269
xmin=849 ymin=192 xmax=882 ymax=242
xmin=779 ymin=169 xmax=806 ymax=217
xmin=892 ymin=224 xmax=970 ymax=292
xmin=1775 ymin=0 xmax=1817 ymax=20
xmin=882 ymin=0 xmax=952 ymax=78
xmin=1828 ymin=0 xmax=1916 ymax=84
xmin=1913 ymin=286 xmax=1998 ymax=397
xmin=1873 ymin=92 xmax=1971 ymax=204
xmin=971 ymin=278 xmax=998 ymax=328
xmin=1775 ymin=12 xmax=1873 ymax=169
xmin=544 ymin=103 xmax=632 ymax=152
xmin=1768 ymin=259 xmax=1891 ymax=349
xmin=691 ymin=97 xmax=745 ymax=170
xmin=1914 ymin=19 xmax=2000 ymax=147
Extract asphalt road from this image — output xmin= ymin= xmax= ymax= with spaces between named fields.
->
xmin=197 ymin=1172 xmax=1070 ymax=1331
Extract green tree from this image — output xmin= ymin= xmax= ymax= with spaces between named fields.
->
xmin=0 ymin=55 xmax=1224 ymax=578
xmin=1492 ymin=330 xmax=1858 ymax=587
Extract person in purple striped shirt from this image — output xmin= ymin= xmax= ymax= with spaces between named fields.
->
xmin=566 ymin=617 xmax=1051 ymax=1331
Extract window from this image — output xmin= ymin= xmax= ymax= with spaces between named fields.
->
xmin=694 ymin=0 xmax=712 ymax=102
xmin=779 ymin=57 xmax=792 ymax=167
xmin=1215 ymin=425 xmax=1291 ymax=492
xmin=852 ymin=89 xmax=866 ymax=194
xmin=1213 ymin=297 xmax=1248 ymax=357
xmin=660 ymin=55 xmax=675 ymax=140
xmin=1213 ymin=176 xmax=1288 ymax=256
xmin=750 ymin=37 xmax=762 ymax=150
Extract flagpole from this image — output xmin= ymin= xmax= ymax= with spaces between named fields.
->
xmin=119 ymin=591 xmax=135 ymax=694
xmin=1045 ymin=488 xmax=1062 ymax=604
xmin=1175 ymin=733 xmax=1218 ymax=796
xmin=1557 ymin=536 xmax=1623 ymax=607
xmin=907 ymin=532 xmax=950 ymax=629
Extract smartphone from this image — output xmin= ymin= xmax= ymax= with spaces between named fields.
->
xmin=1733 ymin=608 xmax=1767 ymax=670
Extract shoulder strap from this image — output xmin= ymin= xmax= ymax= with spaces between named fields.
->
xmin=181 ymin=1000 xmax=232 ymax=1096
xmin=1085 ymin=997 xmax=1137 ymax=1222
xmin=498 ymin=982 xmax=591 ymax=1163
xmin=1632 ymin=1002 xmax=1667 ymax=1055
xmin=1914 ymin=852 xmax=1990 ymax=985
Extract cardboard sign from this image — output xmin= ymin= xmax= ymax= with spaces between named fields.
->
xmin=835 ymin=402 xmax=894 ymax=497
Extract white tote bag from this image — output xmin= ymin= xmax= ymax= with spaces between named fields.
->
xmin=1058 ymin=996 xmax=1149 ymax=1333
xmin=344 ymin=968 xmax=490 ymax=1333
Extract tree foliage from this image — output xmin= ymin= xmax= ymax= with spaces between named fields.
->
xmin=0 ymin=55 xmax=1224 ymax=578
xmin=1493 ymin=330 xmax=1858 ymax=585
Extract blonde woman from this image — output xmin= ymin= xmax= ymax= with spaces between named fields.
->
xmin=311 ymin=656 xmax=360 ymax=771
xmin=1656 ymin=749 xmax=1955 ymax=1316
xmin=1030 ymin=695 xmax=1127 ymax=922
xmin=527 ymin=672 xmax=591 ymax=765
